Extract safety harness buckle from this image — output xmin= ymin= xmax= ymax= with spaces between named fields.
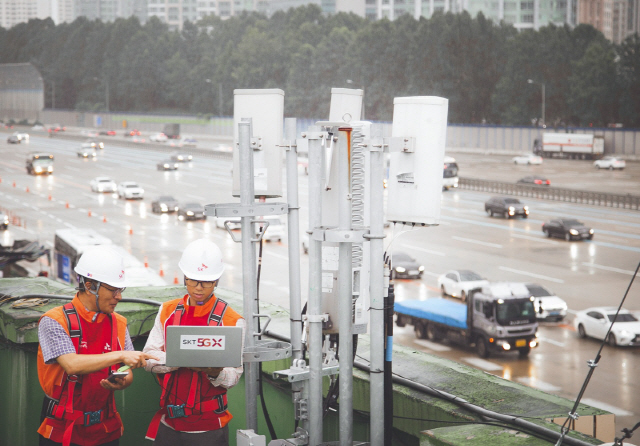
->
xmin=167 ymin=404 xmax=187 ymax=418
xmin=84 ymin=410 xmax=102 ymax=426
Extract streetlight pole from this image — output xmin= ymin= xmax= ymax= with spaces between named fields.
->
xmin=527 ymin=79 xmax=545 ymax=126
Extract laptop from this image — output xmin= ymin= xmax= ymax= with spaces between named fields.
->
xmin=165 ymin=326 xmax=243 ymax=368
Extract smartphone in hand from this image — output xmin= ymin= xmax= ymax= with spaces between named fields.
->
xmin=107 ymin=371 xmax=129 ymax=383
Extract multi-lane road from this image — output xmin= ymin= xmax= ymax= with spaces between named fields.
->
xmin=1 ymin=132 xmax=638 ymax=436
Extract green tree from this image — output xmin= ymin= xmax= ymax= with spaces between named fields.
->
xmin=568 ymin=40 xmax=620 ymax=126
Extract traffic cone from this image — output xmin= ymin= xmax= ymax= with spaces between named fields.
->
xmin=88 ymin=209 xmax=92 ymax=217
xmin=12 ymin=181 xmax=15 ymax=188
xmin=25 ymin=186 xmax=29 ymax=193
xmin=128 ymin=227 xmax=133 ymax=235
xmin=144 ymin=256 xmax=149 ymax=268
xmin=159 ymin=264 xmax=164 ymax=277
xmin=48 ymin=194 xmax=52 ymax=201
xmin=103 ymin=215 xmax=107 ymax=223
xmin=173 ymin=273 xmax=179 ymax=285
xmin=65 ymin=202 xmax=69 ymax=209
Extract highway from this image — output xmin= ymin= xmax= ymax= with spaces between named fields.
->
xmin=1 ymin=132 xmax=639 ymax=436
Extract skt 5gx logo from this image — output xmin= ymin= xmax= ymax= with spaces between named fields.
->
xmin=180 ymin=335 xmax=226 ymax=350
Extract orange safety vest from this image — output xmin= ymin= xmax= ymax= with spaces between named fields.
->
xmin=145 ymin=294 xmax=243 ymax=440
xmin=37 ymin=296 xmax=128 ymax=446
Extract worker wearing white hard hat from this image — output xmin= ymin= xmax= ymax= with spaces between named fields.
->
xmin=143 ymin=239 xmax=244 ymax=445
xmin=36 ymin=245 xmax=158 ymax=446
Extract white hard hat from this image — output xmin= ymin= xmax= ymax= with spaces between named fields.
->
xmin=74 ymin=245 xmax=127 ymax=287
xmin=178 ymin=239 xmax=225 ymax=281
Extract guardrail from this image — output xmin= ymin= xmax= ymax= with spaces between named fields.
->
xmin=460 ymin=177 xmax=640 ymax=210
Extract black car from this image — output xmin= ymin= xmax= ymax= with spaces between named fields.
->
xmin=390 ymin=252 xmax=424 ymax=279
xmin=151 ymin=195 xmax=179 ymax=213
xmin=517 ymin=175 xmax=550 ymax=186
xmin=485 ymin=196 xmax=529 ymax=218
xmin=7 ymin=135 xmax=20 ymax=144
xmin=177 ymin=203 xmax=206 ymax=221
xmin=542 ymin=218 xmax=594 ymax=241
xmin=157 ymin=160 xmax=179 ymax=171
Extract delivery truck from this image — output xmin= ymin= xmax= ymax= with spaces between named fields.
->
xmin=395 ymin=282 xmax=539 ymax=358
xmin=534 ymin=133 xmax=604 ymax=159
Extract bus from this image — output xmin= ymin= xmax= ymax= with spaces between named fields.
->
xmin=54 ymin=228 xmax=166 ymax=287
xmin=443 ymin=156 xmax=459 ymax=190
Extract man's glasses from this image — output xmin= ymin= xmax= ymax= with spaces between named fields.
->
xmin=101 ymin=283 xmax=126 ymax=297
xmin=185 ymin=278 xmax=217 ymax=289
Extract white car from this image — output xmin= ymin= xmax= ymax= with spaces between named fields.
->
xmin=117 ymin=181 xmax=145 ymax=200
xmin=132 ymin=135 xmax=147 ymax=143
xmin=90 ymin=176 xmax=117 ymax=193
xmin=594 ymin=156 xmax=625 ymax=170
xmin=13 ymin=131 xmax=29 ymax=142
xmin=150 ymin=132 xmax=168 ymax=143
xmin=574 ymin=307 xmax=640 ymax=346
xmin=525 ymin=283 xmax=567 ymax=321
xmin=512 ymin=154 xmax=543 ymax=165
xmin=80 ymin=129 xmax=99 ymax=137
xmin=437 ymin=270 xmax=490 ymax=302
xmin=256 ymin=217 xmax=285 ymax=242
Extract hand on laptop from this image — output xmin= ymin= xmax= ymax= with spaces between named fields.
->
xmin=190 ymin=367 xmax=223 ymax=378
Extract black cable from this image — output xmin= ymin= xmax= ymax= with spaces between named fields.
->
xmin=556 ymin=258 xmax=640 ymax=445
xmin=255 ymin=226 xmax=278 ymax=441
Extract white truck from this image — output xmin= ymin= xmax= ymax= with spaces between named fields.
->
xmin=534 ymin=133 xmax=604 ymax=159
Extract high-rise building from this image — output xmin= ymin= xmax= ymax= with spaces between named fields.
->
xmin=0 ymin=0 xmax=39 ymax=28
xmin=148 ymin=0 xmax=199 ymax=29
xmin=578 ymin=0 xmax=630 ymax=43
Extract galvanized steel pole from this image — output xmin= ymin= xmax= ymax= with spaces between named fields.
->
xmin=369 ymin=140 xmax=385 ymax=446
xmin=338 ymin=128 xmax=354 ymax=446
xmin=238 ymin=121 xmax=259 ymax=431
xmin=284 ymin=118 xmax=303 ymax=361
xmin=308 ymin=134 xmax=324 ymax=445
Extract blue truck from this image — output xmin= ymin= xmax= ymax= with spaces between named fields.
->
xmin=395 ymin=283 xmax=539 ymax=358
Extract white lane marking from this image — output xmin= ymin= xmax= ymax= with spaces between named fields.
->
xmin=581 ymin=262 xmax=639 ymax=276
xmin=511 ymin=234 xmax=559 ymax=244
xmin=580 ymin=398 xmax=634 ymax=417
xmin=516 ymin=377 xmax=562 ymax=392
xmin=400 ymin=244 xmax=446 ymax=257
xmin=462 ymin=357 xmax=503 ymax=371
xmin=186 ymin=194 xmax=206 ymax=200
xmin=538 ymin=336 xmax=565 ymax=347
xmin=498 ymin=266 xmax=565 ymax=284
xmin=414 ymin=339 xmax=452 ymax=352
xmin=452 ymin=236 xmax=502 ymax=249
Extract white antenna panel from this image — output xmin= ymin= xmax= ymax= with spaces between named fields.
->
xmin=329 ymin=88 xmax=363 ymax=122
xmin=232 ymin=89 xmax=284 ymax=198
xmin=387 ymin=96 xmax=448 ymax=225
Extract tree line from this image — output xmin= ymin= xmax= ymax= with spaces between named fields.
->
xmin=1 ymin=5 xmax=639 ymax=127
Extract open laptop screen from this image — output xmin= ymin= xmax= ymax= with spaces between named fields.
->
xmin=165 ymin=326 xmax=243 ymax=368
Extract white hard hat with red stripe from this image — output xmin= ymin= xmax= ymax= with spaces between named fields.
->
xmin=178 ymin=239 xmax=225 ymax=281
xmin=74 ymin=245 xmax=127 ymax=287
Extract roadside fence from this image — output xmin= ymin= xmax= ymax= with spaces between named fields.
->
xmin=460 ymin=178 xmax=640 ymax=210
